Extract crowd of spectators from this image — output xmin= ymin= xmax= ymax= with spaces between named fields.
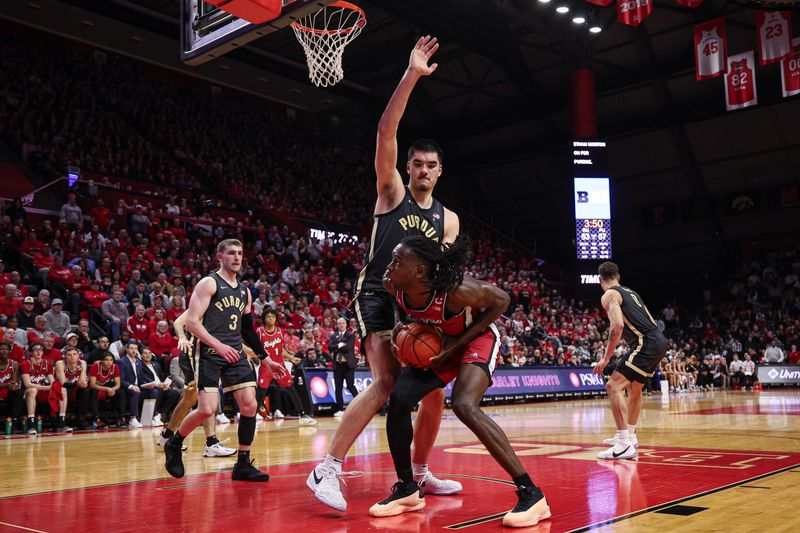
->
xmin=1 ymin=31 xmax=799 ymax=436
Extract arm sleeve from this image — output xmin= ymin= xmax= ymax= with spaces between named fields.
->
xmin=241 ymin=313 xmax=269 ymax=360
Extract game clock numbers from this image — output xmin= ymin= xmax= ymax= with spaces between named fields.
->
xmin=574 ymin=177 xmax=612 ymax=260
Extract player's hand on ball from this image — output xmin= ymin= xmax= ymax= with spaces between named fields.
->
xmin=428 ymin=335 xmax=458 ymax=369
xmin=409 ymin=35 xmax=439 ymax=76
xmin=218 ymin=344 xmax=240 ymax=363
xmin=390 ymin=323 xmax=408 ymax=358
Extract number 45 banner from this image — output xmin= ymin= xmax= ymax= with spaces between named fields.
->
xmin=694 ymin=17 xmax=727 ymax=80
xmin=725 ymin=51 xmax=757 ymax=112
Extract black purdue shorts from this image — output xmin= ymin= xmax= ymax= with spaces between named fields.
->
xmin=354 ymin=289 xmax=397 ymax=340
xmin=196 ymin=344 xmax=257 ymax=394
xmin=614 ymin=333 xmax=668 ymax=384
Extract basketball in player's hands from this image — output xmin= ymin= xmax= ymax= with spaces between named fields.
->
xmin=395 ymin=323 xmax=442 ymax=368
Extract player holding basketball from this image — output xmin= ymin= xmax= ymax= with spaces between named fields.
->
xmin=155 ymin=311 xmax=237 ymax=457
xmin=308 ymin=35 xmax=462 ymax=510
xmin=163 ymin=239 xmax=288 ymax=480
xmin=593 ymin=262 xmax=667 ymax=460
xmin=369 ymin=236 xmax=550 ymax=528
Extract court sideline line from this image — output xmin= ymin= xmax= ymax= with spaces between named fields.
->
xmin=0 ymin=521 xmax=48 ymax=533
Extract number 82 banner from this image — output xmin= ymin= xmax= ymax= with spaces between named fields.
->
xmin=694 ymin=17 xmax=727 ymax=81
xmin=725 ymin=51 xmax=757 ymax=112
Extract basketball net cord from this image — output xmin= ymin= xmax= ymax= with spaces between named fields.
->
xmin=291 ymin=2 xmax=365 ymax=87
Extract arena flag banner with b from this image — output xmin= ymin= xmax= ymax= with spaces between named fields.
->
xmin=617 ymin=0 xmax=653 ymax=28
xmin=694 ymin=18 xmax=727 ymax=80
xmin=781 ymin=38 xmax=800 ymax=98
xmin=724 ymin=51 xmax=758 ymax=112
xmin=675 ymin=0 xmax=702 ymax=7
xmin=756 ymin=11 xmax=792 ymax=66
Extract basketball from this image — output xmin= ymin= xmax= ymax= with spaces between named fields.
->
xmin=395 ymin=323 xmax=442 ymax=368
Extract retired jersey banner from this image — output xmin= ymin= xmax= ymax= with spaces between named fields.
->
xmin=725 ymin=51 xmax=757 ymax=111
xmin=585 ymin=0 xmax=614 ymax=6
xmin=676 ymin=0 xmax=702 ymax=7
xmin=694 ymin=18 xmax=727 ymax=80
xmin=757 ymin=11 xmax=792 ymax=65
xmin=617 ymin=0 xmax=653 ymax=28
xmin=781 ymin=38 xmax=800 ymax=98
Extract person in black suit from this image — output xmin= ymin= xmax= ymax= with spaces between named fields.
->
xmin=118 ymin=341 xmax=145 ymax=428
xmin=328 ymin=317 xmax=358 ymax=416
xmin=140 ymin=346 xmax=180 ymax=425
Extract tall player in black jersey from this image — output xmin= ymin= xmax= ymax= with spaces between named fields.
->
xmin=308 ymin=36 xmax=461 ymax=511
xmin=592 ymin=262 xmax=667 ymax=460
xmin=163 ymin=239 xmax=288 ymax=481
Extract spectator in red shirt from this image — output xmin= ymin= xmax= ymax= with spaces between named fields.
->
xmin=66 ymin=265 xmax=91 ymax=321
xmin=148 ymin=320 xmax=177 ymax=357
xmin=20 ymin=229 xmax=46 ymax=259
xmin=788 ymin=345 xmax=800 ymax=365
xmin=48 ymin=256 xmax=72 ymax=288
xmin=7 ymin=272 xmax=29 ymax=298
xmin=22 ymin=342 xmax=70 ymax=434
xmin=27 ymin=316 xmax=54 ymax=345
xmin=42 ymin=334 xmax=62 ymax=365
xmin=0 ymin=284 xmax=22 ymax=323
xmin=3 ymin=328 xmax=25 ymax=364
xmin=89 ymin=198 xmax=112 ymax=234
xmin=147 ymin=307 xmax=167 ymax=333
xmin=126 ymin=304 xmax=150 ymax=343
xmin=166 ymin=296 xmax=185 ymax=326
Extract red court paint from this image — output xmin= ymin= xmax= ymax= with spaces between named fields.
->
xmin=1 ymin=442 xmax=798 ymax=532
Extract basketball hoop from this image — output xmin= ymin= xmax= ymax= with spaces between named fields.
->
xmin=291 ymin=1 xmax=366 ymax=87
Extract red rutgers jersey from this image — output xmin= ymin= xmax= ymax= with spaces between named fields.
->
xmin=782 ymin=54 xmax=800 ymax=97
xmin=395 ymin=290 xmax=470 ymax=337
xmin=0 ymin=362 xmax=14 ymax=400
xmin=617 ymin=0 xmax=652 ymax=28
xmin=89 ymin=362 xmax=119 ymax=386
xmin=727 ymin=58 xmax=756 ymax=107
xmin=21 ymin=359 xmax=51 ymax=386
xmin=256 ymin=327 xmax=292 ymax=387
xmin=63 ymin=362 xmax=82 ymax=385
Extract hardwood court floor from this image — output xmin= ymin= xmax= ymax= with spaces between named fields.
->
xmin=1 ymin=389 xmax=799 ymax=532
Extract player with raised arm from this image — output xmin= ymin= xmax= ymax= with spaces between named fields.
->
xmin=163 ymin=239 xmax=288 ymax=480
xmin=307 ymin=35 xmax=462 ymax=511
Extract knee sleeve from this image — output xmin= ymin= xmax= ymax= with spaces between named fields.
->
xmin=238 ymin=415 xmax=256 ymax=446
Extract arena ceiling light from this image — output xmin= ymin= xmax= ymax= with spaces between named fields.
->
xmin=589 ymin=25 xmax=602 ymax=33
xmin=537 ymin=0 xmax=552 ymax=3
xmin=572 ymin=16 xmax=586 ymax=24
xmin=555 ymin=5 xmax=570 ymax=13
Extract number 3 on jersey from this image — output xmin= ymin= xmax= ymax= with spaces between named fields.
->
xmin=229 ymin=314 xmax=238 ymax=331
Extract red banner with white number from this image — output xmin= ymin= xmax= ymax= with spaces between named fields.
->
xmin=725 ymin=51 xmax=757 ymax=111
xmin=617 ymin=0 xmax=653 ymax=28
xmin=586 ymin=0 xmax=614 ymax=6
xmin=694 ymin=18 xmax=727 ymax=80
xmin=781 ymin=38 xmax=800 ymax=98
xmin=756 ymin=11 xmax=792 ymax=65
xmin=676 ymin=0 xmax=702 ymax=7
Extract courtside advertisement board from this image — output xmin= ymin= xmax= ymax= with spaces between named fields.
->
xmin=757 ymin=365 xmax=800 ymax=385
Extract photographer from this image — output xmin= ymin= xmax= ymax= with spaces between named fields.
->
xmin=327 ymin=317 xmax=358 ymax=417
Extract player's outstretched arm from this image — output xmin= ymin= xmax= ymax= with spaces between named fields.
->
xmin=430 ymin=276 xmax=509 ymax=367
xmin=184 ymin=277 xmax=238 ymax=363
xmin=375 ymin=35 xmax=440 ymax=212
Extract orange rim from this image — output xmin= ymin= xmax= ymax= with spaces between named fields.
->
xmin=291 ymin=1 xmax=366 ymax=36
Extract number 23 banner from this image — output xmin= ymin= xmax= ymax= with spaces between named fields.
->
xmin=756 ymin=11 xmax=792 ymax=66
xmin=694 ymin=17 xmax=727 ymax=80
xmin=725 ymin=51 xmax=757 ymax=112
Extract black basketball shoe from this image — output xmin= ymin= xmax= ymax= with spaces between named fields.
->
xmin=232 ymin=460 xmax=270 ymax=482
xmin=164 ymin=439 xmax=185 ymax=478
xmin=368 ymin=480 xmax=425 ymax=517
xmin=502 ymin=486 xmax=551 ymax=528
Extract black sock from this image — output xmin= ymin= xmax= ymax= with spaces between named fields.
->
xmin=237 ymin=450 xmax=250 ymax=465
xmin=513 ymin=473 xmax=536 ymax=491
xmin=206 ymin=435 xmax=219 ymax=447
xmin=162 ymin=428 xmax=174 ymax=439
xmin=28 ymin=416 xmax=35 ymax=427
xmin=172 ymin=430 xmax=186 ymax=446
xmin=398 ymin=468 xmax=414 ymax=484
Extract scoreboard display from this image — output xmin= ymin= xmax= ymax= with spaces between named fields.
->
xmin=573 ymin=141 xmax=612 ymax=260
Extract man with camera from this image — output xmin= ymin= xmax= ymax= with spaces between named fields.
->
xmin=328 ymin=317 xmax=358 ymax=417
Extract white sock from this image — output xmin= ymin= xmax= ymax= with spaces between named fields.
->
xmin=412 ymin=463 xmax=428 ymax=477
xmin=323 ymin=454 xmax=343 ymax=473
xmin=628 ymin=425 xmax=637 ymax=436
xmin=616 ymin=429 xmax=630 ymax=445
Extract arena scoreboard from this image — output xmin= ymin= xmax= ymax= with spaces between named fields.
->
xmin=573 ymin=140 xmax=612 ymax=260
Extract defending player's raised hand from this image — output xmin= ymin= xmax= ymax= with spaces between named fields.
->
xmin=217 ymin=343 xmax=241 ymax=364
xmin=408 ymin=35 xmax=439 ymax=76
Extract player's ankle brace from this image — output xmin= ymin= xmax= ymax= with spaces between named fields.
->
xmin=238 ymin=415 xmax=256 ymax=445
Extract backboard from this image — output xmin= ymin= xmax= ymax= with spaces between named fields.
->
xmin=181 ymin=0 xmax=337 ymax=65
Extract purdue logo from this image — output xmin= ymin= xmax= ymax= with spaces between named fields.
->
xmin=215 ymin=295 xmax=246 ymax=313
xmin=398 ymin=214 xmax=439 ymax=240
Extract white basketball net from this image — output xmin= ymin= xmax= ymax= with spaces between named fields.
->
xmin=291 ymin=2 xmax=366 ymax=87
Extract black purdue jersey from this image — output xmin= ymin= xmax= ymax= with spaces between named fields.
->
xmin=608 ymin=285 xmax=658 ymax=343
xmin=202 ymin=271 xmax=248 ymax=351
xmin=356 ymin=187 xmax=446 ymax=293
